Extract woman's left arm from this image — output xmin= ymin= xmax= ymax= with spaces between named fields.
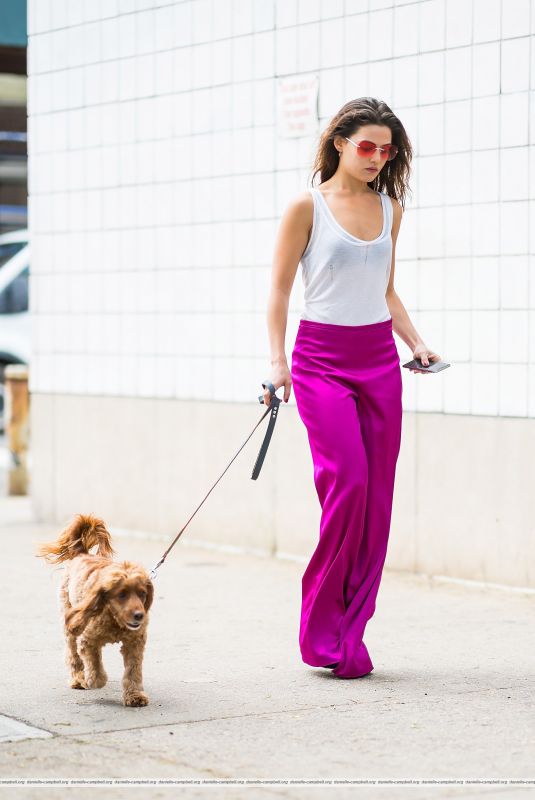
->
xmin=385 ymin=198 xmax=441 ymax=371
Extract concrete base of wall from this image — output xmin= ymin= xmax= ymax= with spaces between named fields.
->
xmin=29 ymin=393 xmax=535 ymax=589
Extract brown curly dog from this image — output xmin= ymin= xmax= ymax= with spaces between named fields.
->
xmin=36 ymin=513 xmax=154 ymax=707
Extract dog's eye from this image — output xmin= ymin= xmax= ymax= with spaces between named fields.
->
xmin=139 ymin=591 xmax=147 ymax=601
xmin=118 ymin=591 xmax=128 ymax=601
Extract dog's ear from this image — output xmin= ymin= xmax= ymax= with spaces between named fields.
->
xmin=65 ymin=587 xmax=108 ymax=636
xmin=143 ymin=580 xmax=154 ymax=612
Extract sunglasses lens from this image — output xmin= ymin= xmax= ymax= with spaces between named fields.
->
xmin=358 ymin=141 xmax=376 ymax=155
xmin=357 ymin=141 xmax=399 ymax=159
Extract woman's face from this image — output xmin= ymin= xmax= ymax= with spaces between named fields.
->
xmin=335 ymin=124 xmax=393 ymax=182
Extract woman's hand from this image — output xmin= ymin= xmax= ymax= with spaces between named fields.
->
xmin=262 ymin=362 xmax=292 ymax=405
xmin=409 ymin=344 xmax=441 ymax=374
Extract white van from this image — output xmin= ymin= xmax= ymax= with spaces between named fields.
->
xmin=0 ymin=229 xmax=30 ymax=430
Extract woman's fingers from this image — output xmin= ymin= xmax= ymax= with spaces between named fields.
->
xmin=263 ymin=366 xmax=292 ymax=404
xmin=284 ymin=380 xmax=292 ymax=402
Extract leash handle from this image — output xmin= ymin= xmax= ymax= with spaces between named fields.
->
xmin=258 ymin=380 xmax=278 ymax=405
xmin=251 ymin=380 xmax=281 ymax=481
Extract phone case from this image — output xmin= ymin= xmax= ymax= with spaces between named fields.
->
xmin=402 ymin=359 xmax=451 ymax=373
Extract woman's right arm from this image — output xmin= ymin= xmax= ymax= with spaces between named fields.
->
xmin=262 ymin=191 xmax=313 ymax=406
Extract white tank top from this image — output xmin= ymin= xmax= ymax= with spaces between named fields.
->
xmin=299 ymin=187 xmax=394 ymax=326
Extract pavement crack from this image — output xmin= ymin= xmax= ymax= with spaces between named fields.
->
xmin=58 ymin=701 xmax=357 ymax=738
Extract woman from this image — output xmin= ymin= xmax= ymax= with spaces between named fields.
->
xmin=262 ymin=97 xmax=441 ymax=679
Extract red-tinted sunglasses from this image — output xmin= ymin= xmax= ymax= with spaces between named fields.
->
xmin=344 ymin=137 xmax=399 ymax=161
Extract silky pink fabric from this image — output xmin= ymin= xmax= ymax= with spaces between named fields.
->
xmin=290 ymin=317 xmax=403 ymax=678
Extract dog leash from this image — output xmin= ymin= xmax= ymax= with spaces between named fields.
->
xmin=148 ymin=381 xmax=282 ymax=581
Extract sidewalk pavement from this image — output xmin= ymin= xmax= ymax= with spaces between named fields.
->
xmin=1 ymin=494 xmax=535 ymax=800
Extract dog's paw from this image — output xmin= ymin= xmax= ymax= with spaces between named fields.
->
xmin=123 ymin=691 xmax=149 ymax=707
xmin=70 ymin=675 xmax=87 ymax=690
xmin=86 ymin=671 xmax=108 ymax=689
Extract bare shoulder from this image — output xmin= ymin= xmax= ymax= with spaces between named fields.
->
xmin=279 ymin=190 xmax=314 ymax=236
xmin=285 ymin=189 xmax=314 ymax=218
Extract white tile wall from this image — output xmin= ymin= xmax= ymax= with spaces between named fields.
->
xmin=26 ymin=0 xmax=535 ymax=418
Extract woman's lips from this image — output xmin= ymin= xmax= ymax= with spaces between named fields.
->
xmin=366 ymin=168 xmax=377 ymax=172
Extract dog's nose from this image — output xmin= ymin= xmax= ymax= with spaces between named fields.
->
xmin=133 ymin=611 xmax=144 ymax=622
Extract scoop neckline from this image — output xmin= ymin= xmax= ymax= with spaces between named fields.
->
xmin=313 ymin=187 xmax=387 ymax=245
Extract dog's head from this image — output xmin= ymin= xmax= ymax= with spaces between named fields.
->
xmin=104 ymin=562 xmax=154 ymax=631
xmin=66 ymin=562 xmax=154 ymax=636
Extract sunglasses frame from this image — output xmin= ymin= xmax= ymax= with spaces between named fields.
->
xmin=344 ymin=137 xmax=399 ymax=161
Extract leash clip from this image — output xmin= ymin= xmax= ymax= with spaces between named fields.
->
xmin=148 ymin=555 xmax=165 ymax=581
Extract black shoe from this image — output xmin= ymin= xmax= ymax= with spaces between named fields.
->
xmin=322 ymin=663 xmax=339 ymax=669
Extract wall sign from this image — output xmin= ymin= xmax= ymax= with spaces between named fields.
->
xmin=277 ymin=75 xmax=319 ymax=138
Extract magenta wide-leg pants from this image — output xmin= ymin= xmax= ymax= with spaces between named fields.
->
xmin=290 ymin=316 xmax=403 ymax=679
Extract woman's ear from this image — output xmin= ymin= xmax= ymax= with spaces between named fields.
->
xmin=144 ymin=580 xmax=154 ymax=612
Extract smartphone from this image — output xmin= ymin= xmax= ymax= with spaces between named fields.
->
xmin=402 ymin=358 xmax=451 ymax=373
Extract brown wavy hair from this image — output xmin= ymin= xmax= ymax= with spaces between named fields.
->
xmin=310 ymin=97 xmax=413 ymax=209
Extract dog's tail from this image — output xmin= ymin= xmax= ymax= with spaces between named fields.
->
xmin=36 ymin=514 xmax=115 ymax=564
